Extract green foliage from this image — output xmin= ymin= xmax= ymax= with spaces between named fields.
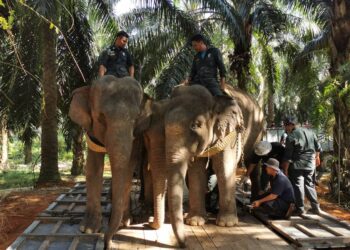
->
xmin=0 ymin=170 xmax=36 ymax=189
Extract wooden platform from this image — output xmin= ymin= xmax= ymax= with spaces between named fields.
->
xmin=7 ymin=180 xmax=292 ymax=250
xmin=236 ymin=183 xmax=350 ymax=249
xmin=8 ymin=212 xmax=292 ymax=250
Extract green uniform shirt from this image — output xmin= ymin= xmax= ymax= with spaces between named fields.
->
xmin=283 ymin=127 xmax=322 ymax=170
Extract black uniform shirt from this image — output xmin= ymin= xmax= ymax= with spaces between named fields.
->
xmin=190 ymin=47 xmax=226 ymax=84
xmin=99 ymin=45 xmax=133 ymax=78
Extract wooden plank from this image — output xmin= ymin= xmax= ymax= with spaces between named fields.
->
xmin=191 ymin=225 xmax=216 ymax=249
xmin=68 ymin=237 xmax=79 ymax=250
xmin=38 ymin=239 xmax=50 ymax=250
xmin=294 ymin=223 xmax=317 ymax=237
xmin=184 ymin=225 xmax=203 ymax=250
xmin=318 ymin=223 xmax=345 ymax=236
xmin=22 ymin=233 xmax=102 ymax=238
xmin=51 ymin=220 xmax=63 ymax=234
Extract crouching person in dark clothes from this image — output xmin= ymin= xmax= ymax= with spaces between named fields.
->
xmin=251 ymin=158 xmax=295 ymax=219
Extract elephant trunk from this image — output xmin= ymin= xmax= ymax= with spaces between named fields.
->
xmin=167 ymin=161 xmax=187 ymax=248
xmin=104 ymin=128 xmax=134 ymax=247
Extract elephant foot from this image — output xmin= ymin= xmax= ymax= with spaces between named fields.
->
xmin=148 ymin=220 xmax=162 ymax=229
xmin=185 ymin=213 xmax=207 ymax=226
xmin=104 ymin=234 xmax=116 ymax=250
xmin=216 ymin=212 xmax=238 ymax=227
xmin=80 ymin=212 xmax=102 ymax=233
xmin=121 ymin=214 xmax=132 ymax=227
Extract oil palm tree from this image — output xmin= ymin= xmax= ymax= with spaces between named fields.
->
xmin=281 ymin=0 xmax=350 ymax=190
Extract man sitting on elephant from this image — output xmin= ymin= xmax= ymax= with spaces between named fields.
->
xmin=184 ymin=34 xmax=227 ymax=96
xmin=98 ymin=30 xmax=135 ymax=78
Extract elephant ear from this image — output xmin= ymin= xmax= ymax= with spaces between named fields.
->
xmin=69 ymin=86 xmax=92 ymax=131
xmin=212 ymin=95 xmax=243 ymax=139
xmin=133 ymin=95 xmax=153 ymax=136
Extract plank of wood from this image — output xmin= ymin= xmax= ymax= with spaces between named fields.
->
xmin=68 ymin=237 xmax=79 ymax=250
xmin=38 ymin=239 xmax=50 ymax=250
xmin=184 ymin=225 xmax=204 ymax=250
xmin=294 ymin=223 xmax=317 ymax=237
xmin=191 ymin=225 xmax=216 ymax=249
xmin=51 ymin=220 xmax=63 ymax=234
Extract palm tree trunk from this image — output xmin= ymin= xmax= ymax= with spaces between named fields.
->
xmin=229 ymin=21 xmax=253 ymax=91
xmin=24 ymin=140 xmax=32 ymax=164
xmin=1 ymin=118 xmax=9 ymax=170
xmin=71 ymin=127 xmax=85 ymax=176
xmin=329 ymin=0 xmax=350 ymax=193
xmin=37 ymin=21 xmax=60 ymax=184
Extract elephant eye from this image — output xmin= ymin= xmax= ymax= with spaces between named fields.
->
xmin=190 ymin=120 xmax=202 ymax=130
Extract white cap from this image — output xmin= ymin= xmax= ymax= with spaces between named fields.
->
xmin=254 ymin=141 xmax=272 ymax=156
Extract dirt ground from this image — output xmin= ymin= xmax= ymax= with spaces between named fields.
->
xmin=1 ymin=173 xmax=350 ymax=249
xmin=0 ymin=181 xmax=75 ymax=249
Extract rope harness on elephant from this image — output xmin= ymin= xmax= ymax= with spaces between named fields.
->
xmin=197 ymin=125 xmax=245 ymax=160
xmin=85 ymin=133 xmax=107 ymax=153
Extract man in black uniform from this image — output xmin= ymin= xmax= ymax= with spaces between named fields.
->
xmin=252 ymin=158 xmax=295 ymax=219
xmin=98 ymin=31 xmax=134 ymax=78
xmin=281 ymin=116 xmax=322 ymax=215
xmin=241 ymin=141 xmax=285 ymax=201
xmin=184 ymin=34 xmax=226 ymax=96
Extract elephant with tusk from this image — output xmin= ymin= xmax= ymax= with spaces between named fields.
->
xmin=134 ymin=84 xmax=264 ymax=247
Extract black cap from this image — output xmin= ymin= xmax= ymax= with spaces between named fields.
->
xmin=283 ymin=116 xmax=297 ymax=126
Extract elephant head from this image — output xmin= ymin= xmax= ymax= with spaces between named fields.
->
xmin=69 ymin=75 xmax=146 ymax=248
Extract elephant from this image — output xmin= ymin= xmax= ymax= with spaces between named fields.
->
xmin=134 ymin=84 xmax=263 ymax=247
xmin=69 ymin=75 xmax=146 ymax=248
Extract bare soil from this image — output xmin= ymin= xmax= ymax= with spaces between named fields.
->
xmin=0 ymin=181 xmax=74 ymax=249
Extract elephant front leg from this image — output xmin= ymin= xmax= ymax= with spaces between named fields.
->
xmin=80 ymin=149 xmax=105 ymax=233
xmin=185 ymin=158 xmax=208 ymax=226
xmin=212 ymin=149 xmax=238 ymax=227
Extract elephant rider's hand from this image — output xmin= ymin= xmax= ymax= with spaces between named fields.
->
xmin=252 ymin=200 xmax=261 ymax=208
xmin=315 ymin=156 xmax=321 ymax=167
xmin=220 ymin=78 xmax=227 ymax=89
xmin=240 ymin=175 xmax=251 ymax=185
xmin=180 ymin=79 xmax=189 ymax=86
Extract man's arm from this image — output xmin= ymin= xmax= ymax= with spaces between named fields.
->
xmin=98 ymin=49 xmax=108 ymax=77
xmin=214 ymin=49 xmax=227 ymax=89
xmin=129 ymin=65 xmax=135 ymax=78
xmin=98 ymin=65 xmax=107 ymax=77
xmin=252 ymin=193 xmax=278 ymax=208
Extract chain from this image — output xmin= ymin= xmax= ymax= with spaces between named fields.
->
xmin=237 ymin=124 xmax=246 ymax=168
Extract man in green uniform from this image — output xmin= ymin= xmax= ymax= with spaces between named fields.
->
xmin=98 ymin=31 xmax=134 ymax=78
xmin=184 ymin=34 xmax=226 ymax=96
xmin=281 ymin=116 xmax=322 ymax=215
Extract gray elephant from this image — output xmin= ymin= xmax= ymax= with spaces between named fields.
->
xmin=134 ymin=85 xmax=263 ymax=247
xmin=69 ymin=75 xmax=145 ymax=248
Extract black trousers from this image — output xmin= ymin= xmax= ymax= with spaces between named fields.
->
xmin=289 ymin=168 xmax=319 ymax=212
xmin=257 ymin=192 xmax=290 ymax=218
xmin=190 ymin=79 xmax=223 ymax=96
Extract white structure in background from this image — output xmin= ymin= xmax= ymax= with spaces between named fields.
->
xmin=263 ymin=127 xmax=333 ymax=152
